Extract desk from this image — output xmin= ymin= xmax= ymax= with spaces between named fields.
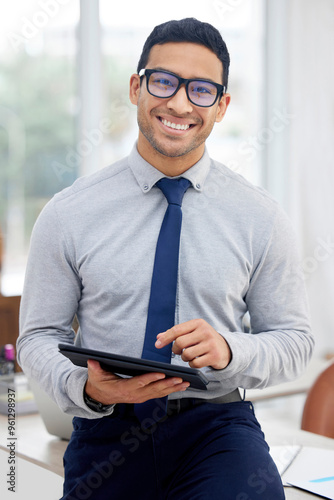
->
xmin=0 ymin=445 xmax=63 ymax=500
xmin=1 ymin=412 xmax=334 ymax=499
xmin=261 ymin=420 xmax=334 ymax=498
xmin=0 ymin=412 xmax=66 ymax=477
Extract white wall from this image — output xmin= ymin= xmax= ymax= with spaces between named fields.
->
xmin=281 ymin=0 xmax=334 ymax=355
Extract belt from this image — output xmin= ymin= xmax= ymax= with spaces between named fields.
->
xmin=166 ymin=389 xmax=242 ymax=416
xmin=113 ymin=390 xmax=242 ymax=420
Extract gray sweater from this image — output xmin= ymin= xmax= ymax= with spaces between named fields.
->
xmin=17 ymin=145 xmax=314 ymax=418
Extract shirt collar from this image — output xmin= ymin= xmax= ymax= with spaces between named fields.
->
xmin=128 ymin=143 xmax=211 ymax=193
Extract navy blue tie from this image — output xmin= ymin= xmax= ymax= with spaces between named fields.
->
xmin=135 ymin=177 xmax=191 ymax=423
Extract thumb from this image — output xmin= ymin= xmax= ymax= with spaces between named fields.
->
xmin=87 ymin=359 xmax=119 ymax=381
xmin=87 ymin=359 xmax=105 ymax=374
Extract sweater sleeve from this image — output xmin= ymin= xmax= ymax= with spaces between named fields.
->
xmin=211 ymin=208 xmax=314 ymax=390
xmin=17 ymin=199 xmax=114 ymax=418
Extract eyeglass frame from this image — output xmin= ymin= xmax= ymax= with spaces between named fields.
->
xmin=138 ymin=68 xmax=226 ymax=108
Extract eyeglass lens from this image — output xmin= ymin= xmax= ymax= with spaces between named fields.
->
xmin=148 ymin=71 xmax=218 ymax=106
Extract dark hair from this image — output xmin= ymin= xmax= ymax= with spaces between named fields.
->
xmin=137 ymin=18 xmax=230 ymax=90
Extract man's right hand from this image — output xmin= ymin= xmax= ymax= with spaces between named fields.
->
xmin=84 ymin=359 xmax=190 ymax=405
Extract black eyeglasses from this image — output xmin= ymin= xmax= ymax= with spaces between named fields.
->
xmin=139 ymin=69 xmax=225 ymax=108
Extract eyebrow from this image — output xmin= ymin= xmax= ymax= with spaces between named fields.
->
xmin=149 ymin=67 xmax=219 ymax=85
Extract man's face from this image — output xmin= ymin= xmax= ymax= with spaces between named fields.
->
xmin=130 ymin=42 xmax=230 ymax=169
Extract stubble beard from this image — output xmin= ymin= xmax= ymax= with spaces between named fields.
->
xmin=137 ymin=112 xmax=213 ymax=159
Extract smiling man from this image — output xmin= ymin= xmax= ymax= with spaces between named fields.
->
xmin=17 ymin=18 xmax=313 ymax=500
xmin=131 ymin=41 xmax=230 ymax=172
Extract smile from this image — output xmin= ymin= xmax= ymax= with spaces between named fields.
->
xmin=159 ymin=117 xmax=193 ymax=131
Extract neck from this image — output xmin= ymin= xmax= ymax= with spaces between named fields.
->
xmin=136 ymin=135 xmax=205 ymax=177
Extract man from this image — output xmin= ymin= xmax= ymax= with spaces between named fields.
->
xmin=18 ymin=18 xmax=314 ymax=499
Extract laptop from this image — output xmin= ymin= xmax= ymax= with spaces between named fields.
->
xmin=28 ymin=377 xmax=73 ymax=441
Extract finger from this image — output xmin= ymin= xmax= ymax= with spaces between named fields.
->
xmin=131 ymin=375 xmax=187 ymax=396
xmin=119 ymin=376 xmax=190 ymax=403
xmin=87 ymin=359 xmax=120 ymax=375
xmin=180 ymin=344 xmax=205 ymax=363
xmin=131 ymin=372 xmax=187 ymax=391
xmin=87 ymin=359 xmax=102 ymax=371
xmin=154 ymin=380 xmax=190 ymax=398
xmin=172 ymin=337 xmax=196 ymax=355
xmin=172 ymin=330 xmax=204 ymax=355
xmin=130 ymin=371 xmax=167 ymax=388
xmin=188 ymin=354 xmax=212 ymax=369
xmin=141 ymin=379 xmax=190 ymax=401
xmin=87 ymin=359 xmax=118 ymax=380
xmin=155 ymin=320 xmax=198 ymax=348
xmin=87 ymin=359 xmax=112 ymax=378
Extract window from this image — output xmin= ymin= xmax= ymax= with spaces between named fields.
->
xmin=99 ymin=0 xmax=265 ymax=181
xmin=0 ymin=1 xmax=79 ymax=294
xmin=0 ymin=0 xmax=264 ymax=295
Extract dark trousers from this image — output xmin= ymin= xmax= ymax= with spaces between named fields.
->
xmin=61 ymin=400 xmax=285 ymax=500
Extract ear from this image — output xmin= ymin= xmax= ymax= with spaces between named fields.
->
xmin=215 ymin=93 xmax=231 ymax=123
xmin=129 ymin=74 xmax=141 ymax=105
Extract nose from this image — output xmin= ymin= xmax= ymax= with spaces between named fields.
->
xmin=166 ymin=84 xmax=193 ymax=114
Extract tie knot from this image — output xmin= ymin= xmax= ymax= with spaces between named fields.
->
xmin=156 ymin=177 xmax=191 ymax=206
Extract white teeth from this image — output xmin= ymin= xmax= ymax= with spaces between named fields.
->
xmin=161 ymin=119 xmax=190 ymax=131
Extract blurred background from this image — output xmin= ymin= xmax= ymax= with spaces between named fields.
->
xmin=0 ymin=0 xmax=333 ymax=363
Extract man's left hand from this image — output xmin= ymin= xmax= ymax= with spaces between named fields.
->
xmin=155 ymin=319 xmax=231 ymax=370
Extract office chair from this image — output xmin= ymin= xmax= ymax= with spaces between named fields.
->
xmin=301 ymin=361 xmax=334 ymax=438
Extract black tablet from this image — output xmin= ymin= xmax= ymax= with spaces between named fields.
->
xmin=58 ymin=343 xmax=209 ymax=390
